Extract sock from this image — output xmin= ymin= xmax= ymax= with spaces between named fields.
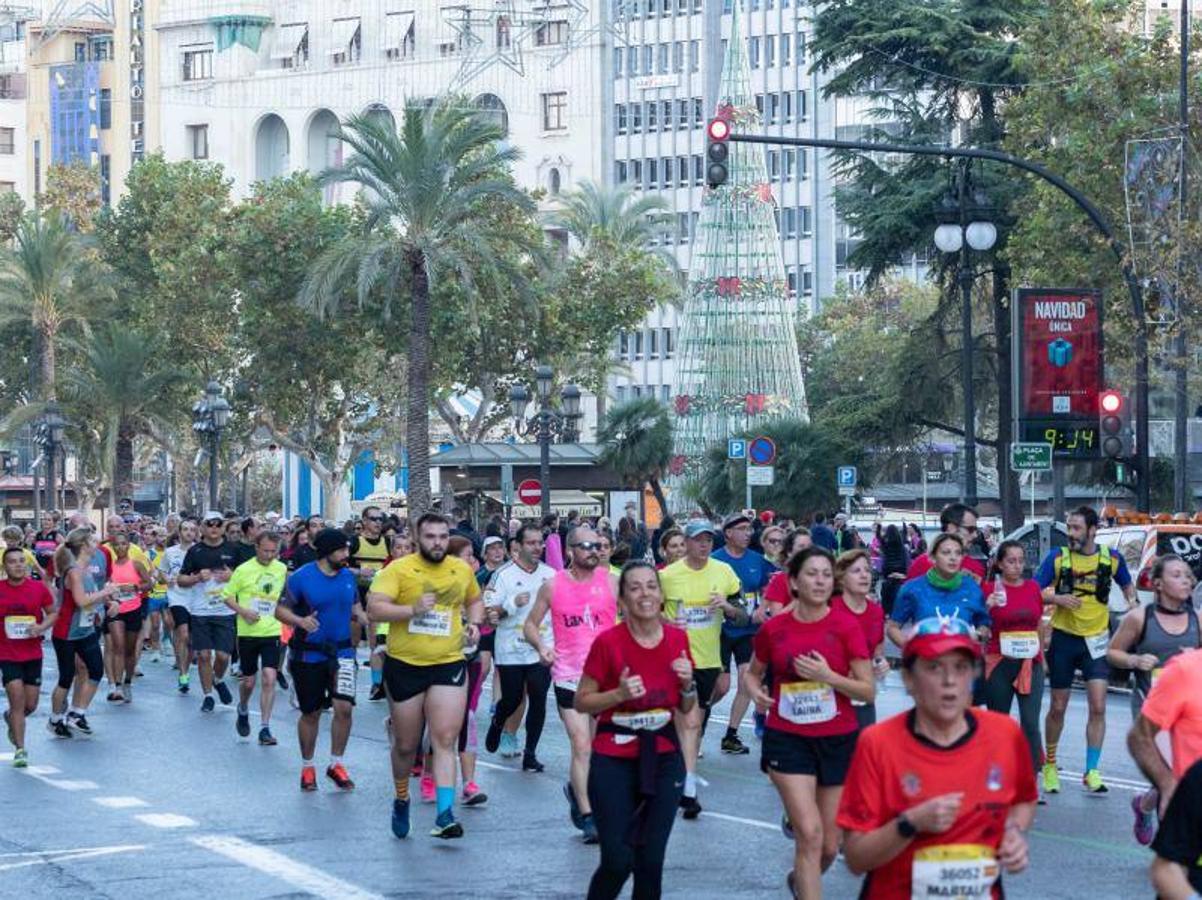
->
xmin=1086 ymin=746 xmax=1101 ymax=773
xmin=436 ymin=786 xmax=454 ymax=815
xmin=371 ymin=669 xmax=382 ymax=687
xmin=301 ymin=757 xmax=314 ymax=768
xmin=69 ymin=706 xmax=84 ymax=717
xmin=684 ymin=772 xmax=697 ymax=798
xmin=1045 ymin=741 xmax=1058 ymax=767
xmin=203 ymin=691 xmax=213 ymax=699
xmin=50 ymin=712 xmax=63 ymax=724
xmin=329 ymin=755 xmax=343 ymax=768
xmin=725 ymin=726 xmax=738 ymax=740
xmin=395 ymin=778 xmax=409 ymax=801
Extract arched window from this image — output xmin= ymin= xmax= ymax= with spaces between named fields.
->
xmin=473 ymin=93 xmax=509 ymax=139
xmin=548 ymin=167 xmax=561 ymax=195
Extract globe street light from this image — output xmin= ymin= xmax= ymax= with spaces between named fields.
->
xmin=509 ymin=367 xmax=584 ymax=517
xmin=36 ymin=402 xmax=67 ymax=514
xmin=192 ymin=381 xmax=231 ymax=510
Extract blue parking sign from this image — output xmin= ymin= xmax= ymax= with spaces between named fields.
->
xmin=728 ymin=439 xmax=747 ymax=460
xmin=837 ymin=466 xmax=857 ymax=487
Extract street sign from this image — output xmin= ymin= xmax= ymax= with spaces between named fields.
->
xmin=517 ymin=479 xmax=542 ymax=506
xmin=1009 ymin=442 xmax=1053 ymax=472
xmin=748 ymin=436 xmax=777 ymax=466
xmin=727 ymin=439 xmax=747 ymax=460
xmin=837 ymin=466 xmax=857 ymax=486
xmin=747 ymin=465 xmax=775 ymax=486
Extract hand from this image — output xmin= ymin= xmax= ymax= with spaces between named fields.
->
xmin=617 ymin=666 xmax=646 ymax=701
xmin=537 ymin=645 xmax=556 ymax=667
xmin=793 ymin=650 xmax=832 ymax=682
xmin=416 ymin=592 xmax=436 ymax=614
xmin=102 ymin=584 xmax=120 ymax=597
xmin=199 ymin=568 xmax=212 ymax=581
xmin=241 ymin=609 xmax=261 ymax=625
xmin=904 ymin=792 xmax=964 ymax=834
xmin=751 ymin=605 xmax=770 ymax=625
xmin=748 ymin=678 xmax=773 ymax=712
xmin=486 ymin=607 xmax=501 ymax=626
xmin=356 ymin=611 xmax=370 ymax=629
xmin=1054 ymin=593 xmax=1081 ymax=610
xmin=872 ymin=657 xmax=890 ymax=679
xmin=463 ymin=623 xmax=480 ymax=646
xmin=708 ymin=592 xmax=726 ymax=613
xmin=514 ymin=592 xmax=530 ymax=608
xmin=299 ymin=614 xmax=319 ymax=634
xmin=987 ymin=590 xmax=1006 ymax=609
xmin=29 ymin=621 xmax=48 ymax=637
xmin=997 ymin=824 xmax=1029 ymax=874
xmin=1133 ymin=653 xmax=1159 ymax=672
xmin=214 ymin=568 xmax=232 ymax=583
xmin=670 ymin=650 xmax=693 ymax=687
xmin=106 ymin=600 xmax=120 ymax=615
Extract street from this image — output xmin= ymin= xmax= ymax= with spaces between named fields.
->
xmin=3 ymin=649 xmax=1155 ymax=899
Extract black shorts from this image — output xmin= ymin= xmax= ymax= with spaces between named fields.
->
xmin=478 ymin=630 xmax=495 ymax=655
xmin=291 ymin=657 xmax=357 ymax=713
xmin=760 ymin=727 xmax=858 ymax=785
xmin=382 ymin=657 xmax=467 ymax=703
xmin=720 ymin=632 xmax=755 ymax=673
xmin=555 ymin=685 xmax=577 ymax=710
xmin=237 ymin=637 xmax=280 ymax=677
xmin=52 ymin=634 xmax=104 ymax=688
xmin=0 ymin=658 xmax=42 ymax=686
xmin=190 ymin=615 xmax=236 ymax=655
xmin=169 ymin=605 xmax=191 ymax=628
xmin=695 ymin=666 xmax=722 ymax=711
xmin=853 ymin=702 xmax=877 ymax=730
xmin=115 ymin=605 xmax=144 ymax=632
xmin=1048 ymin=628 xmax=1110 ymax=689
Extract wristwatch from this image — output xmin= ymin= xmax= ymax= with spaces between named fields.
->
xmin=896 ymin=813 xmax=918 ymax=839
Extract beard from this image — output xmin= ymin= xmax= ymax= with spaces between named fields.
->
xmin=326 ymin=556 xmax=349 ymax=570
xmin=419 ymin=545 xmax=447 ymax=563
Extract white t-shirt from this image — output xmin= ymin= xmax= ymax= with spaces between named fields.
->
xmin=487 ymin=561 xmax=555 ymax=666
xmin=162 ymin=545 xmax=194 ymax=611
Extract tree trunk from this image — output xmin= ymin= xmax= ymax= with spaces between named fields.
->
xmin=404 ymin=247 xmax=432 ymax=519
xmin=40 ymin=322 xmax=56 ymax=401
xmin=992 ymin=266 xmax=1023 ymax=533
xmin=114 ymin=420 xmax=136 ymax=507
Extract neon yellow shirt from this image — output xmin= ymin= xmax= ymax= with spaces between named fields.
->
xmin=659 ymin=558 xmax=741 ymax=670
xmin=371 ymin=553 xmax=481 ymax=666
xmin=222 ymin=557 xmax=287 ymax=638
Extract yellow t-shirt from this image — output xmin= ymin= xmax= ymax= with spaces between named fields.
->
xmin=371 ymin=553 xmax=481 ymax=666
xmin=659 ymin=558 xmax=741 ymax=670
xmin=1049 ymin=549 xmax=1111 ymax=638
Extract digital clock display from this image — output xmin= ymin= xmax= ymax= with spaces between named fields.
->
xmin=1020 ymin=421 xmax=1099 ymax=458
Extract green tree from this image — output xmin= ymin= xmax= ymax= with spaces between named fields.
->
xmin=547 ymin=180 xmax=671 ymax=252
xmin=596 ymin=397 xmax=674 ymax=515
xmin=299 ymin=102 xmax=537 ymax=516
xmin=0 ymin=192 xmax=24 ymax=244
xmin=39 ymin=162 xmax=103 ymax=232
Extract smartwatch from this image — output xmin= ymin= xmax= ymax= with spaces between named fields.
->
xmin=896 ymin=813 xmax=918 ymax=839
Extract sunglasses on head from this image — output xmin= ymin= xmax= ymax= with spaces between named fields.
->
xmin=571 ymin=541 xmax=602 ymax=551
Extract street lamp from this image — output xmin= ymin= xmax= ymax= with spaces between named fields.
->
xmin=509 ymin=366 xmax=584 ymax=517
xmin=934 ymin=162 xmax=997 ymax=510
xmin=192 ymin=380 xmax=231 ymax=510
xmin=36 ymin=402 xmax=67 ymax=514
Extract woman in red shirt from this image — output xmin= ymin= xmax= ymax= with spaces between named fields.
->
xmin=981 ymin=540 xmax=1046 ymax=779
xmin=744 ymin=546 xmax=875 ymax=899
xmin=575 ymin=561 xmax=696 ymax=900
xmin=833 ymin=549 xmax=890 ymax=729
xmin=0 ymin=547 xmax=58 ymax=768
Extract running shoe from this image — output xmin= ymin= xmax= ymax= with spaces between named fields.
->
xmin=564 ymin=782 xmax=585 ymax=830
xmin=485 ymin=718 xmax=504 ymax=754
xmin=236 ymin=710 xmax=251 ymax=738
xmin=430 ymin=810 xmax=464 ymax=839
xmin=214 ymin=681 xmax=233 ymax=705
xmin=65 ymin=713 xmax=92 ymax=736
xmin=1082 ymin=769 xmax=1109 ymax=794
xmin=47 ymin=718 xmax=73 ymax=739
xmin=679 ymin=795 xmax=703 ymax=820
xmin=230 ymin=665 xmax=242 ymax=679
xmin=1041 ymin=762 xmax=1060 ymax=794
xmin=3 ymin=709 xmax=13 ymax=747
xmin=300 ymin=766 xmax=317 ymax=792
xmin=721 ymin=734 xmax=750 ymax=755
xmin=121 ymin=682 xmax=132 ymax=703
xmin=411 ymin=759 xmax=423 ymax=779
xmin=781 ymin=813 xmax=794 ymax=841
xmin=462 ymin=782 xmax=488 ymax=806
xmin=326 ymin=763 xmax=355 ymax=791
xmin=178 ymin=675 xmax=190 ymax=694
xmin=420 ymin=773 xmax=436 ymax=803
xmin=391 ymin=798 xmax=411 ymax=838
xmin=107 ymin=689 xmax=123 ymax=703
xmin=12 ymin=748 xmax=27 ymax=768
xmin=276 ymin=670 xmax=289 ymax=691
xmin=501 ymin=731 xmax=521 ymax=758
xmin=1131 ymin=793 xmax=1156 ymax=845
xmin=200 ymin=696 xmax=216 ymax=714
xmin=580 ymin=814 xmax=599 ymax=844
xmin=522 ymin=754 xmax=545 ymax=773
xmin=258 ymin=726 xmax=277 ymax=746
xmin=369 ymin=683 xmax=386 ymax=702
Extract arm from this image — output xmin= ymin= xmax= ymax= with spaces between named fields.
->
xmin=1149 ymin=858 xmax=1198 ymax=900
xmin=1128 ymin=715 xmax=1177 ymax=799
xmin=524 ymin=582 xmax=555 ymax=663
xmin=31 ymin=595 xmax=58 ymax=637
xmin=843 ymin=793 xmax=967 ymax=876
xmin=795 ymin=654 xmax=876 ymax=704
xmin=133 ymin=561 xmax=152 ymax=593
xmin=366 ymin=591 xmax=419 ymax=623
xmin=1106 ymin=609 xmax=1149 ymax=669
xmin=68 ymin=567 xmax=115 ymax=608
xmin=573 ymin=672 xmax=630 ymax=716
xmin=740 ymin=655 xmax=773 ymax=711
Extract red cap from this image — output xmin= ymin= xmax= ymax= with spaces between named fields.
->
xmin=903 ymin=632 xmax=982 ymax=662
xmin=759 ymin=510 xmax=775 ymax=523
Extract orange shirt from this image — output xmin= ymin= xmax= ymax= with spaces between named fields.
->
xmin=837 ymin=709 xmax=1037 ymax=900
xmin=1141 ymin=647 xmax=1202 ymax=779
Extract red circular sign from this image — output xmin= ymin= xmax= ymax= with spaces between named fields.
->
xmin=517 ymin=479 xmax=542 ymax=506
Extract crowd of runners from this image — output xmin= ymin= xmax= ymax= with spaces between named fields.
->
xmin=2 ymin=500 xmax=1201 ymax=899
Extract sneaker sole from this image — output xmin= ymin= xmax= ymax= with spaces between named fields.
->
xmin=463 ymin=794 xmax=488 ymax=807
xmin=430 ymin=823 xmax=464 ymax=839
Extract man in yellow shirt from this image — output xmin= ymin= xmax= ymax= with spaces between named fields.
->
xmin=368 ymin=513 xmax=483 ymax=841
xmin=223 ymin=532 xmax=287 ymax=747
xmin=659 ymin=518 xmax=746 ymax=818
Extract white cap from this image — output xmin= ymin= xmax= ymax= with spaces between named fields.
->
xmin=201 ymin=510 xmax=224 ymax=524
xmin=482 ymin=536 xmax=503 ymax=549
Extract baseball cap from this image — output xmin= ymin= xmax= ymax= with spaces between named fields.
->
xmin=902 ymin=616 xmax=982 ymax=662
xmin=201 ymin=510 xmax=224 ymax=525
xmin=482 ymin=536 xmax=503 ymax=550
xmin=759 ymin=510 xmax=775 ymax=524
xmin=684 ymin=519 xmax=717 ymax=539
xmin=722 ymin=512 xmax=752 ymax=530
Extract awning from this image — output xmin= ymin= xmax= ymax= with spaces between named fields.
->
xmin=483 ymin=489 xmax=603 ymax=515
xmin=327 ymin=17 xmax=360 ymax=54
xmin=382 ymin=11 xmax=415 ymax=52
xmin=269 ymin=22 xmax=307 ymax=59
xmin=436 ymin=5 xmax=465 ymax=44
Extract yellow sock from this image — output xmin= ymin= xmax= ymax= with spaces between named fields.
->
xmin=1045 ymin=742 xmax=1058 ymax=767
xmin=395 ymin=778 xmax=409 ymax=801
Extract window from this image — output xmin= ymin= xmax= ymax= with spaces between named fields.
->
xmin=797 ymin=90 xmax=808 ymax=121
xmin=541 ymin=91 xmax=567 ymax=130
xmin=647 ymin=100 xmax=657 ymax=130
xmin=277 ymin=24 xmax=310 ymax=67
xmin=672 ymin=40 xmax=683 ymax=72
xmin=677 ymin=98 xmax=689 ymax=129
xmin=649 ymin=327 xmax=659 ymax=358
xmin=92 ymin=38 xmax=112 ymax=61
xmin=632 ymin=385 xmax=642 ymax=397
xmin=767 ymin=150 xmax=779 ymax=179
xmin=74 ymin=42 xmax=86 ymax=61
xmin=796 ymin=30 xmax=806 ymax=62
xmin=661 ymin=384 xmax=671 ymax=403
xmin=767 ymin=92 xmax=780 ymax=124
xmin=693 ymin=154 xmax=703 ymax=185
xmin=497 ymin=15 xmax=511 ymax=48
xmin=98 ymin=88 xmax=111 ymax=129
xmin=182 ymin=47 xmax=214 ymax=81
xmin=633 ymin=330 xmax=644 ymax=358
xmin=765 ymin=33 xmax=775 ymax=68
xmin=628 ymin=46 xmax=638 ymax=74
xmin=786 ymin=266 xmax=797 ymax=297
xmin=798 ymin=148 xmax=809 ymax=179
xmin=780 ymin=33 xmax=791 ymax=67
xmin=332 ymin=22 xmax=361 ymax=65
xmin=536 ymin=19 xmax=568 ymax=45
xmin=99 ymin=154 xmax=110 ymax=205
xmin=800 ymin=206 xmax=813 ymax=236
xmin=32 ymin=139 xmax=40 ymax=195
xmin=630 ymin=159 xmax=642 ymax=189
xmin=749 ymin=36 xmax=760 ymax=68
xmin=755 ymin=94 xmax=764 ymax=117
xmin=642 ymin=45 xmax=653 ymax=73
xmin=619 ymin=331 xmax=629 ymax=358
xmin=616 ymin=386 xmax=627 ymax=404
xmin=0 ymin=127 xmax=13 ymax=155
xmin=647 ymin=158 xmax=658 ymax=189
xmin=187 ymin=124 xmax=208 ymax=160
xmin=689 ymin=39 xmax=699 ymax=71
xmin=677 ymin=212 xmax=689 ymax=243
xmin=615 ymin=103 xmax=627 ymax=133
xmin=549 ymin=168 xmax=561 ymax=194
xmin=657 ymin=42 xmax=668 ymax=73
xmin=631 ymin=101 xmax=642 ymax=132
xmin=782 ymin=148 xmax=795 ymax=180
xmin=613 ymin=47 xmax=623 ymax=77
xmin=663 ymin=326 xmax=674 ymax=357
xmin=662 ymin=100 xmax=673 ymax=130
xmin=693 ymin=97 xmax=703 ymax=127
xmin=781 ymin=207 xmax=797 ymax=239
xmin=801 ymin=266 xmax=814 ymax=296
xmin=782 ymin=90 xmax=793 ymax=123
xmin=661 ymin=157 xmax=672 ymax=188
xmin=677 ymin=155 xmax=688 ymax=186
xmin=616 ymin=160 xmax=628 ymax=183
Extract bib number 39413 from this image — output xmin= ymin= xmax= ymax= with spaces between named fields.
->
xmin=409 ymin=608 xmax=452 ymax=637
xmin=1085 ymin=631 xmax=1109 ymax=660
xmin=336 ymin=658 xmax=357 ymax=697
xmin=778 ymin=681 xmax=836 ymax=725
xmin=911 ymin=844 xmax=999 ymax=900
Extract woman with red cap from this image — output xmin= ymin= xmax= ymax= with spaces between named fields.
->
xmin=837 ymin=616 xmax=1038 ymax=899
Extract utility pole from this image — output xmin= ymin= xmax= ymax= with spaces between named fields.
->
xmin=1174 ymin=0 xmax=1191 ymax=512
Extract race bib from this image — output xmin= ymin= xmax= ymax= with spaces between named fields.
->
xmin=4 ymin=615 xmax=36 ymax=640
xmin=683 ymin=605 xmax=713 ymax=630
xmin=612 ymin=708 xmax=671 ymax=732
xmin=1000 ymin=631 xmax=1040 ymax=660
xmin=1085 ymin=631 xmax=1109 ymax=660
xmin=778 ymin=681 xmax=837 ymax=725
xmin=203 ymin=583 xmax=226 ymax=612
xmin=335 ymin=657 xmax=357 ymax=697
xmin=114 ymin=584 xmax=138 ymax=603
xmin=250 ymin=597 xmax=276 ymax=617
xmin=409 ymin=608 xmax=452 ymax=637
xmin=910 ymin=844 xmax=999 ymax=900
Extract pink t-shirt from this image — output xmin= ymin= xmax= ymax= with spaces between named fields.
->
xmin=1142 ymin=648 xmax=1202 ymax=778
xmin=548 ymin=567 xmax=616 ymax=686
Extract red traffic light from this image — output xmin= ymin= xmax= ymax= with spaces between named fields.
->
xmin=707 ymin=118 xmax=731 ymax=142
xmin=1099 ymin=390 xmax=1122 ymax=415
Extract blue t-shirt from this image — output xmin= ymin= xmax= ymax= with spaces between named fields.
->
xmin=712 ymin=547 xmax=778 ymax=639
xmin=890 ymin=574 xmax=989 ymax=629
xmin=283 ymin=562 xmax=359 ymax=663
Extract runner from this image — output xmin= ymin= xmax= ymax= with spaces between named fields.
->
xmin=904 ymin=503 xmax=987 ymax=583
xmin=223 ymin=530 xmax=287 ymax=745
xmin=162 ymin=519 xmax=197 ymax=694
xmin=142 ymin=526 xmax=170 ymax=664
xmin=1150 ymin=757 xmax=1202 ymax=898
xmin=367 ymin=513 xmax=483 ymax=839
xmin=476 ymin=535 xmax=520 ymax=757
xmin=887 ymin=534 xmax=989 ymax=649
xmin=0 ymin=546 xmax=57 ymax=767
xmin=524 ymin=525 xmax=619 ymax=842
xmin=712 ymin=511 xmax=777 ymax=755
xmin=837 ymin=616 xmax=1037 ymax=899
xmin=1108 ymin=553 xmax=1201 ymax=843
xmin=1036 ymin=505 xmax=1135 ymax=794
xmin=177 ymin=511 xmax=241 ymax=713
xmin=656 ymin=528 xmax=685 ymax=569
xmin=744 ymin=546 xmax=874 ymax=898
xmin=575 ymin=561 xmax=695 ymax=900
xmin=832 ymin=549 xmax=889 ymax=728
xmin=276 ymin=528 xmax=366 ymax=792
xmin=103 ymin=531 xmax=151 ymax=703
xmin=4 ymin=525 xmax=45 ymax=581
xmin=484 ymin=523 xmax=555 ymax=772
xmin=659 ymin=519 xmax=746 ymax=817
xmin=31 ymin=511 xmax=61 ymax=575
xmin=349 ymin=506 xmax=393 ymax=702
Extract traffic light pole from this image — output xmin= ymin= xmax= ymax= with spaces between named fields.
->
xmin=730 ymin=132 xmax=1151 ymax=512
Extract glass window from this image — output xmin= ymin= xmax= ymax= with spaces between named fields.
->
xmin=661 ymin=157 xmax=672 ymax=188
xmin=657 ymin=43 xmax=669 ymax=73
xmin=783 ymin=149 xmax=795 ymax=180
xmin=765 ymin=33 xmax=775 ymax=68
xmin=535 ymin=20 xmax=569 ymax=45
xmin=0 ymin=127 xmax=13 ymax=155
xmin=187 ymin=123 xmax=208 ymax=159
xmin=796 ymin=30 xmax=806 ymax=62
xmin=749 ymin=36 xmax=760 ymax=68
xmin=663 ymin=327 xmax=674 ymax=357
xmin=782 ymin=207 xmax=797 ymax=239
xmin=541 ymin=91 xmax=568 ymax=130
xmin=693 ymin=154 xmax=703 ymax=184
xmin=182 ymin=47 xmax=214 ymax=81
xmin=661 ymin=385 xmax=671 ymax=403
xmin=99 ymin=88 xmax=112 ymax=129
xmin=647 ymin=158 xmax=658 ymax=188
xmin=616 ymin=385 xmax=627 ymax=404
xmin=643 ymin=45 xmax=653 ymax=73
xmin=616 ymin=103 xmax=627 ymax=133
xmin=780 ymin=33 xmax=791 ymax=67
xmin=782 ymin=90 xmax=792 ymax=122
xmin=800 ymin=206 xmax=812 ymax=236
xmin=767 ymin=150 xmax=779 ymax=179
xmin=648 ymin=100 xmax=657 ymax=130
xmin=631 ymin=159 xmax=642 ymax=187
xmin=628 ymin=46 xmax=638 ymax=74
xmin=632 ymin=101 xmax=643 ymax=132
xmin=634 ymin=330 xmax=644 ymax=358
xmin=693 ymin=97 xmax=703 ymax=126
xmin=798 ymin=90 xmax=808 ymax=120
xmin=677 ymin=155 xmax=688 ymax=186
xmin=615 ymin=160 xmax=628 ymax=183
xmin=613 ymin=47 xmax=623 ymax=77
xmin=673 ymin=41 xmax=683 ymax=72
xmin=798 ymin=148 xmax=809 ymax=179
xmin=663 ymin=99 xmax=673 ymax=128
xmin=767 ymin=92 xmax=780 ymax=123
xmin=802 ymin=267 xmax=813 ymax=296
xmin=649 ymin=328 xmax=660 ymax=357
xmin=689 ymin=39 xmax=700 ymax=71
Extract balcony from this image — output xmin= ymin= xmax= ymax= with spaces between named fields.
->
xmin=157 ymin=0 xmax=270 ymax=29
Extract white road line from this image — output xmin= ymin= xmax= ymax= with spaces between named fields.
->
xmin=0 ymin=845 xmax=146 ymax=859
xmin=190 ymin=834 xmax=385 ymax=900
xmin=38 ymin=778 xmax=99 ymax=791
xmin=0 ymin=845 xmax=146 ymax=872
xmin=134 ymin=813 xmax=198 ymax=829
xmin=1059 ymin=769 xmax=1148 ymax=792
xmin=22 ymin=764 xmax=61 ymax=775
xmin=93 ymin=796 xmax=150 ymax=809
xmin=699 ymin=810 xmax=778 ymax=830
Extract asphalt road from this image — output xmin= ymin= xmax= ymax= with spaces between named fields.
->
xmin=2 ymin=647 xmax=1157 ymax=899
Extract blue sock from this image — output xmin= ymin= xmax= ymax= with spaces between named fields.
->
xmin=436 ymin=786 xmax=454 ymax=816
xmin=1086 ymin=746 xmax=1101 ymax=772
xmin=371 ymin=669 xmax=382 ymax=687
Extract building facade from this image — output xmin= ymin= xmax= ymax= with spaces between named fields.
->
xmin=0 ymin=11 xmax=32 ymax=198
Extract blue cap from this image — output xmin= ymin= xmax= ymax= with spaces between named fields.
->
xmin=684 ymin=519 xmax=717 ymax=539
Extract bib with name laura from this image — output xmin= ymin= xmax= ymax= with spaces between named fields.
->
xmin=778 ymin=680 xmax=837 ymax=725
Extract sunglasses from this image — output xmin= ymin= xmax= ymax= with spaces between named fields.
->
xmin=365 ymin=516 xmax=385 ymax=523
xmin=571 ymin=541 xmax=603 ymax=551
xmin=203 ymin=520 xmax=224 ymax=527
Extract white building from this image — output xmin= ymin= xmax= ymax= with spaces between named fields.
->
xmin=0 ymin=10 xmax=32 ymax=199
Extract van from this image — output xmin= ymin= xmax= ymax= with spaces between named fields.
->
xmin=1095 ymin=524 xmax=1202 ymax=613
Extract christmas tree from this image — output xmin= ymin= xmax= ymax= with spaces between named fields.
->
xmin=668 ymin=5 xmax=809 ymax=492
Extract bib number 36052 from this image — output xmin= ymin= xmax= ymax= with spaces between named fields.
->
xmin=336 ymin=658 xmax=357 ymax=697
xmin=911 ymin=844 xmax=999 ymax=900
xmin=778 ymin=681 xmax=836 ymax=725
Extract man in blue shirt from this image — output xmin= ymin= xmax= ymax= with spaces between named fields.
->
xmin=712 ymin=511 xmax=778 ymax=754
xmin=276 ymin=528 xmax=368 ymax=793
xmin=809 ymin=512 xmax=837 ymax=551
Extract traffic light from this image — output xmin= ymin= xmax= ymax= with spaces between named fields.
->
xmin=706 ymin=118 xmax=731 ymax=188
xmin=1099 ymin=389 xmax=1131 ymax=460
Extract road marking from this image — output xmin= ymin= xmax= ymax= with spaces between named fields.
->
xmin=0 ymin=844 xmax=146 ymax=859
xmin=190 ymin=834 xmax=385 ymax=900
xmin=93 ymin=796 xmax=149 ymax=809
xmin=38 ymin=778 xmax=99 ymax=791
xmin=135 ymin=813 xmax=197 ymax=829
xmin=1058 ymin=769 xmax=1147 ymax=793
xmin=0 ymin=845 xmax=146 ymax=872
xmin=700 ymin=810 xmax=778 ymax=831
xmin=22 ymin=764 xmax=61 ymax=775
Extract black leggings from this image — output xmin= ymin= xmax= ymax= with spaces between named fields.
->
xmin=491 ymin=662 xmax=551 ymax=755
xmin=587 ymin=751 xmax=685 ymax=900
xmin=983 ymin=659 xmax=1045 ymax=774
xmin=52 ymin=634 xmax=104 ymax=690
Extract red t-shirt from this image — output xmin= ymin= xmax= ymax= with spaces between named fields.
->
xmin=763 ymin=571 xmax=791 ymax=608
xmin=751 ymin=605 xmax=869 ymax=737
xmin=0 ymin=578 xmax=54 ymax=662
xmin=832 ymin=595 xmax=886 ymax=655
xmin=981 ymin=579 xmax=1045 ymax=660
xmin=837 ymin=710 xmax=1038 ymax=900
xmin=907 ymin=553 xmax=985 ymax=582
xmin=583 ymin=622 xmax=693 ymax=759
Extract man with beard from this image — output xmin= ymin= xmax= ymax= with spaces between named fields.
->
xmin=275 ymin=528 xmax=366 ymax=792
xmin=176 ymin=512 xmax=239 ymax=712
xmin=368 ymin=513 xmax=483 ymax=840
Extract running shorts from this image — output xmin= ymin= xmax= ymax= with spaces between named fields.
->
xmin=1047 ymin=628 xmax=1110 ymax=689
xmin=555 ymin=684 xmax=577 ymax=710
xmin=115 ymin=604 xmax=144 ymax=633
xmin=0 ymin=658 xmax=43 ymax=686
xmin=694 ymin=666 xmax=722 ymax=711
xmin=760 ymin=727 xmax=858 ymax=785
xmin=52 ymin=634 xmax=104 ymax=689
xmin=190 ymin=615 xmax=236 ymax=655
xmin=719 ymin=632 xmax=755 ymax=673
xmin=237 ymin=637 xmax=280 ymax=677
xmin=478 ymin=629 xmax=495 ymax=656
xmin=169 ymin=605 xmax=192 ymax=628
xmin=383 ymin=657 xmax=467 ymax=703
xmin=291 ymin=658 xmax=356 ymax=713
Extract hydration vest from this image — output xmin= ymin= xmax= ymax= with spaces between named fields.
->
xmin=1055 ymin=545 xmax=1114 ymax=604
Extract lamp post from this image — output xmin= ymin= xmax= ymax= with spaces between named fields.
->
xmin=191 ymin=381 xmax=231 ymax=510
xmin=508 ymin=365 xmax=584 ymax=517
xmin=934 ymin=161 xmax=997 ymax=510
xmin=36 ymin=402 xmax=67 ymax=515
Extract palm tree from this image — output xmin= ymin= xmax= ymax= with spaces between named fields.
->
xmin=547 ymin=180 xmax=672 ymax=252
xmin=299 ymin=101 xmax=537 ymax=517
xmin=0 ymin=211 xmax=107 ymax=401
xmin=596 ymin=396 xmax=674 ymax=517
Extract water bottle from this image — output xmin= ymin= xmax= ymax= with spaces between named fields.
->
xmin=994 ymin=575 xmax=1007 ymax=608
